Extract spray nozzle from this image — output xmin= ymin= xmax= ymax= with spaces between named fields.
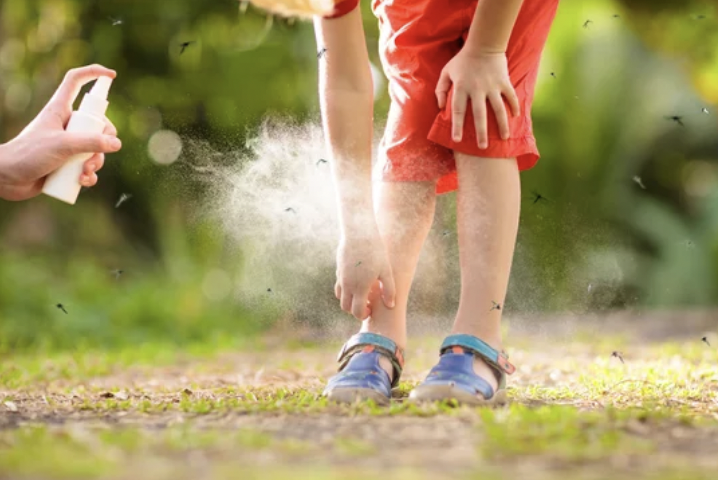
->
xmin=91 ymin=76 xmax=113 ymax=100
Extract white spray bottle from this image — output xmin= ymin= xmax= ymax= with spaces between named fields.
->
xmin=42 ymin=76 xmax=114 ymax=205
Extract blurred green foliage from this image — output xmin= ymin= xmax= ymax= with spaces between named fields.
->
xmin=1 ymin=0 xmax=718 ymax=352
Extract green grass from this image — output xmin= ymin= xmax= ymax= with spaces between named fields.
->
xmin=4 ymin=338 xmax=714 ymax=417
xmin=0 ymin=425 xmax=312 ymax=479
xmin=0 ymin=249 xmax=273 ymax=355
xmin=0 ymin=409 xmax=716 ymax=480
xmin=0 ymin=340 xmax=264 ymax=389
xmin=479 ymin=405 xmax=654 ymax=460
xmin=2 ymin=335 xmax=717 ymax=480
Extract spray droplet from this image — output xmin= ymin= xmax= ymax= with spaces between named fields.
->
xmin=201 ymin=269 xmax=232 ymax=301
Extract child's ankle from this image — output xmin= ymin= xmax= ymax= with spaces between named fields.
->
xmin=450 ymin=329 xmax=502 ymax=351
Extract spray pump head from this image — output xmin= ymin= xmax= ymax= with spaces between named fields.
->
xmin=91 ymin=76 xmax=113 ymax=100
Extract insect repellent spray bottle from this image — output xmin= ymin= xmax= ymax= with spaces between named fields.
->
xmin=42 ymin=76 xmax=113 ymax=205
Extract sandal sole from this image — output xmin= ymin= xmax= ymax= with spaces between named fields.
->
xmin=409 ymin=384 xmax=508 ymax=406
xmin=325 ymin=387 xmax=390 ymax=406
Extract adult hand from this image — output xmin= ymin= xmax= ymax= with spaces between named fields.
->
xmin=0 ymin=64 xmax=122 ymax=201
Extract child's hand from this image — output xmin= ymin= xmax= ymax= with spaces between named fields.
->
xmin=435 ymin=49 xmax=520 ymax=149
xmin=0 ymin=65 xmax=121 ymax=201
xmin=335 ymin=231 xmax=396 ymax=320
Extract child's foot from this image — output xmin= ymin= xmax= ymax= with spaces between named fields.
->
xmin=323 ymin=332 xmax=404 ymax=405
xmin=472 ymin=354 xmax=500 ymax=394
xmin=409 ymin=334 xmax=515 ymax=406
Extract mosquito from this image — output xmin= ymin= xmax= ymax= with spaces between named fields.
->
xmin=665 ymin=115 xmax=685 ymax=127
xmin=317 ymin=47 xmax=327 ymax=59
xmin=284 ymin=207 xmax=296 ymax=214
xmin=489 ymin=301 xmax=501 ymax=312
xmin=583 ymin=20 xmax=593 ymax=28
xmin=316 ymin=158 xmax=328 ymax=166
xmin=611 ymin=351 xmax=624 ymax=364
xmin=110 ymin=269 xmax=124 ymax=280
xmin=109 ymin=17 xmax=123 ymax=26
xmin=633 ymin=176 xmax=646 ymax=190
xmin=56 ymin=303 xmax=68 ymax=314
xmin=532 ymin=191 xmax=548 ymax=205
xmin=180 ymin=41 xmax=196 ymax=55
xmin=702 ymin=336 xmax=711 ymax=347
xmin=115 ymin=193 xmax=132 ymax=208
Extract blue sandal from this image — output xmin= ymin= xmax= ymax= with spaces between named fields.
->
xmin=410 ymin=334 xmax=515 ymax=406
xmin=323 ymin=332 xmax=405 ymax=405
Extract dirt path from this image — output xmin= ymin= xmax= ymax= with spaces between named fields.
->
xmin=2 ymin=312 xmax=718 ymax=480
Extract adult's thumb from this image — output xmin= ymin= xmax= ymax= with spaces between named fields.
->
xmin=61 ymin=132 xmax=122 ymax=156
xmin=380 ymin=269 xmax=397 ymax=309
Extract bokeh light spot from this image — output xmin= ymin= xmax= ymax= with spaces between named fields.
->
xmin=148 ymin=130 xmax=182 ymax=165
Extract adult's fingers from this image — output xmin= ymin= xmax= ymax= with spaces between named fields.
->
xmin=335 ymin=282 xmax=342 ymax=300
xmin=451 ymin=88 xmax=469 ymax=142
xmin=60 ymin=132 xmax=122 ymax=157
xmin=435 ymin=70 xmax=451 ymax=109
xmin=379 ymin=269 xmax=396 ymax=309
xmin=103 ymin=117 xmax=118 ymax=137
xmin=489 ymin=92 xmax=510 ymax=140
xmin=471 ymin=94 xmax=488 ymax=149
xmin=82 ymin=153 xmax=105 ymax=176
xmin=48 ymin=65 xmax=117 ymax=112
xmin=80 ymin=172 xmax=99 ymax=187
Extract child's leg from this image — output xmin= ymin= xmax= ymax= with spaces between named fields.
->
xmin=452 ymin=153 xmax=520 ymax=390
xmin=360 ymin=180 xmax=436 ymax=376
xmin=322 ymin=180 xmax=435 ymax=403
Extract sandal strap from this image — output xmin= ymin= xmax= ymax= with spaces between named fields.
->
xmin=440 ymin=334 xmax=515 ymax=389
xmin=337 ymin=333 xmax=405 ymax=388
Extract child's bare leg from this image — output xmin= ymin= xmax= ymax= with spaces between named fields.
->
xmin=361 ymin=180 xmax=436 ymax=377
xmin=453 ymin=153 xmax=521 ymax=390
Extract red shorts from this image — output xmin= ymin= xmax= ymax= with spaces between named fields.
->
xmin=370 ymin=0 xmax=559 ymax=194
